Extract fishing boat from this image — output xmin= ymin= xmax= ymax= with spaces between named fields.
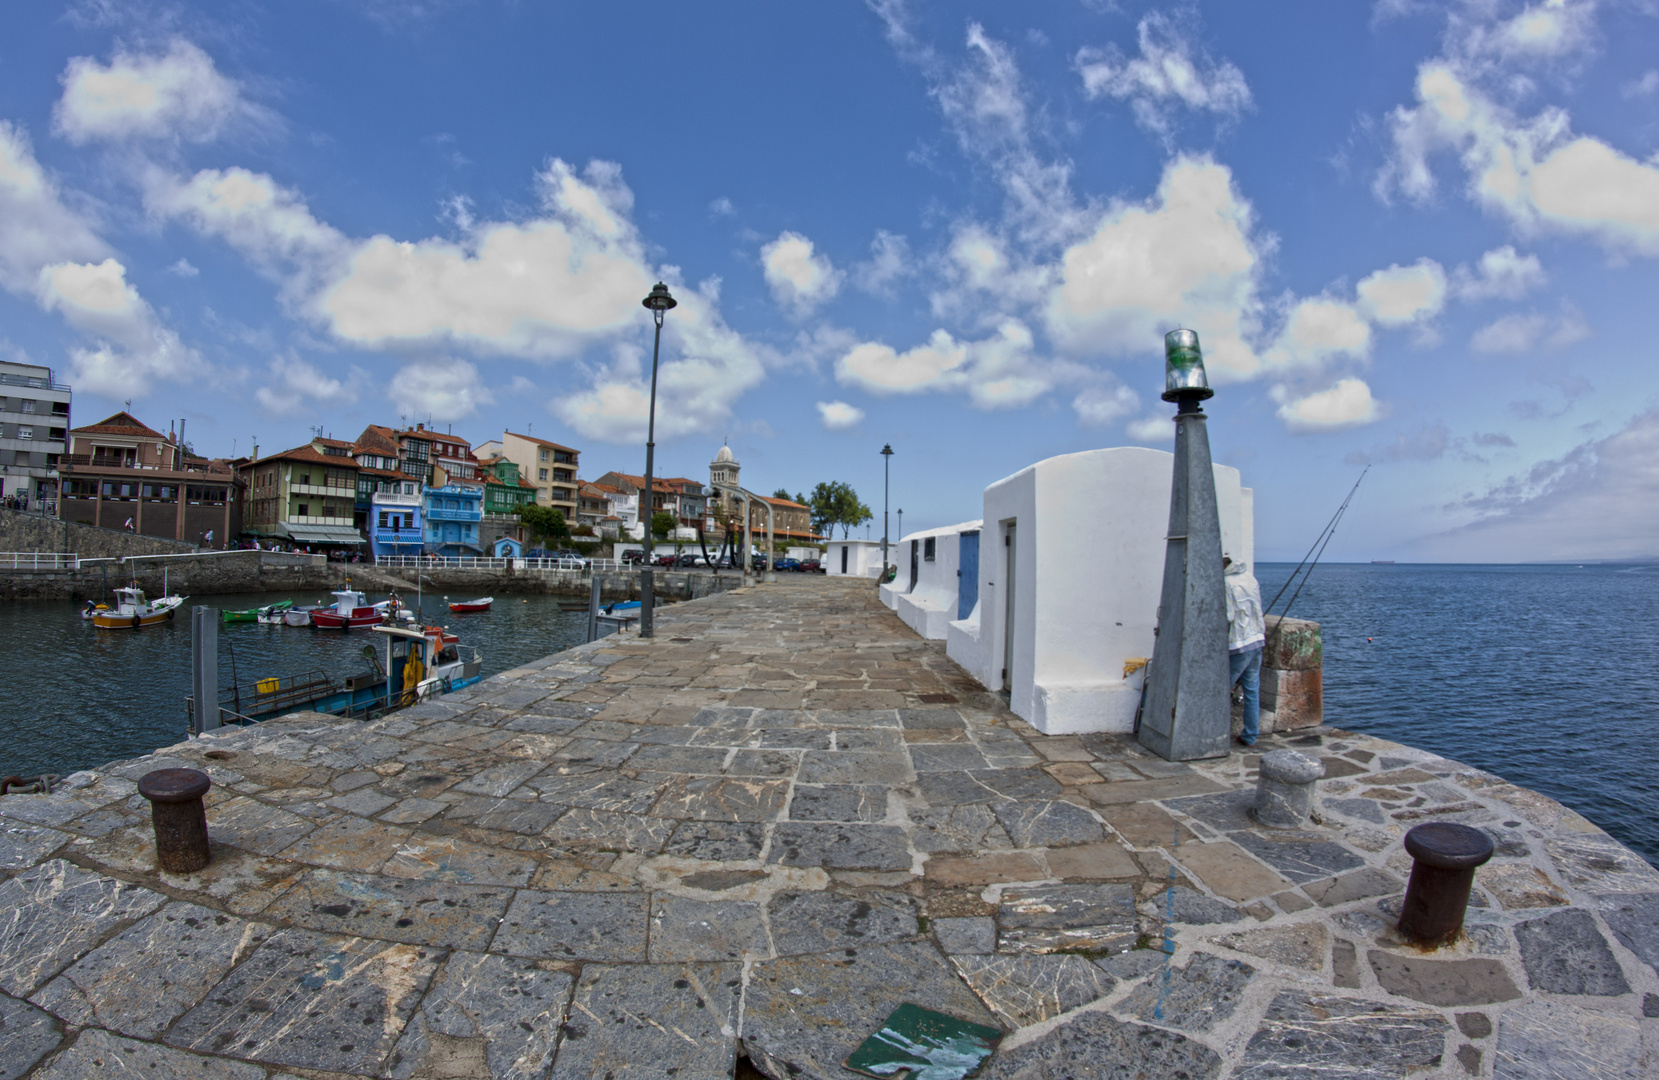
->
xmin=89 ymin=586 xmax=187 ymax=629
xmin=283 ymin=605 xmax=323 ymax=627
xmin=447 ymin=596 xmax=493 ymax=613
xmin=79 ymin=601 xmax=110 ymax=620
xmin=310 ymin=589 xmax=388 ymax=630
xmin=189 ymin=623 xmax=483 ymax=728
xmin=604 ymin=600 xmax=642 ymax=614
xmin=222 ymin=599 xmax=294 ymax=624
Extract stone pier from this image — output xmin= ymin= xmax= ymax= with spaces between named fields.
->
xmin=1 ymin=577 xmax=1654 ymax=1078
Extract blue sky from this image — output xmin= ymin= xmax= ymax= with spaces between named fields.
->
xmin=2 ymin=0 xmax=1657 ymax=561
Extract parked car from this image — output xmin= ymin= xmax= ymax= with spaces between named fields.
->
xmin=622 ymin=549 xmax=647 ymax=565
xmin=799 ymin=559 xmax=822 ymax=573
xmin=775 ymin=557 xmax=801 ymax=572
xmin=655 ymin=553 xmax=678 ymax=567
xmin=676 ymin=553 xmax=705 ymax=567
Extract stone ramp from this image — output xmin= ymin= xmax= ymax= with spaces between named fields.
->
xmin=0 ymin=576 xmax=1654 ymax=1079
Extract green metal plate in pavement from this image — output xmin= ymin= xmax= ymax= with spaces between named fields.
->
xmin=843 ymin=1002 xmax=1002 ymax=1080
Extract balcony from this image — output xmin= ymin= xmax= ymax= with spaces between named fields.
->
xmin=426 ymin=506 xmax=482 ymax=522
xmin=289 ymin=482 xmax=354 ymax=496
xmin=371 ymin=491 xmax=422 ymax=507
xmin=0 ymin=372 xmax=70 ymax=391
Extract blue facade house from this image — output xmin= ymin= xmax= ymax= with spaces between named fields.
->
xmin=424 ymin=481 xmax=484 ymax=556
xmin=369 ymin=483 xmax=424 ymax=559
xmin=493 ymin=536 xmax=524 ymax=559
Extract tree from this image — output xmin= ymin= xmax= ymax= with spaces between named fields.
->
xmin=518 ymin=504 xmax=568 ymax=545
xmin=772 ymin=488 xmax=792 ymax=501
xmin=807 ymin=481 xmax=871 ymax=539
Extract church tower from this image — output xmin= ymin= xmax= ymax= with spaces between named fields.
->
xmin=710 ymin=442 xmax=741 ymax=525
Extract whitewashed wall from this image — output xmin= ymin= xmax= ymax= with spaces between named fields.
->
xmin=945 ymin=447 xmax=1253 ymax=735
xmin=880 ymin=521 xmax=982 ymax=636
xmin=825 ymin=539 xmax=885 ymax=578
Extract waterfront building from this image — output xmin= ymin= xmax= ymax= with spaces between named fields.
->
xmin=349 ymin=426 xmax=405 ymax=533
xmin=422 ymin=480 xmax=484 ymax=556
xmin=881 ymin=521 xmax=983 ymax=639
xmin=704 ymin=443 xmax=818 ymax=545
xmin=495 ymin=431 xmax=580 ymax=518
xmin=238 ymin=443 xmax=361 ymax=551
xmin=0 ymin=359 xmax=71 ymax=509
xmin=595 ymin=472 xmax=706 ymax=537
xmin=60 ymin=412 xmax=244 ymax=545
xmin=477 ymin=454 xmax=536 ymax=549
xmin=368 ymin=480 xmax=423 ymax=559
xmin=944 ymin=447 xmax=1252 ymax=737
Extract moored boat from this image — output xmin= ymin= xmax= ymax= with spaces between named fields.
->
xmin=447 ymin=596 xmax=493 ymax=613
xmin=223 ymin=600 xmax=294 ymax=624
xmin=89 ymin=586 xmax=187 ymax=629
xmin=310 ymin=589 xmax=387 ymax=630
xmin=283 ymin=605 xmax=322 ymax=627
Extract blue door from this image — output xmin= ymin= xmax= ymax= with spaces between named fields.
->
xmin=957 ymin=531 xmax=979 ymax=619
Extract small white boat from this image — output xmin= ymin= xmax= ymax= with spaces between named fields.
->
xmin=284 ymin=605 xmax=321 ymax=627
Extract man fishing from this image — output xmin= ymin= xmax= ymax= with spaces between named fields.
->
xmin=1224 ymin=555 xmax=1266 ymax=747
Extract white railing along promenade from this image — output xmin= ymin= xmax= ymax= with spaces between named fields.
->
xmin=374 ymin=555 xmax=610 ymax=572
xmin=0 ymin=552 xmax=78 ymax=570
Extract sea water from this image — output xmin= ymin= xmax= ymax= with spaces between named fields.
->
xmin=1256 ymin=562 xmax=1659 ymax=865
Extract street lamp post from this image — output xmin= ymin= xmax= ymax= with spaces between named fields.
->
xmin=1138 ymin=329 xmax=1230 ymax=762
xmin=638 ymin=282 xmax=677 ymax=639
xmin=896 ymin=508 xmax=903 ymax=571
xmin=880 ymin=444 xmax=893 ymax=578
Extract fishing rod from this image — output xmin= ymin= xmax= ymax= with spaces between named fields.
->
xmin=1264 ymin=466 xmax=1368 ymax=622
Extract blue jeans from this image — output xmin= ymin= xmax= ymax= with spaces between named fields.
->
xmin=1230 ymin=646 xmax=1263 ymax=744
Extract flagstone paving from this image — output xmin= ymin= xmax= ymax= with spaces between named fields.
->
xmin=2 ymin=575 xmax=1656 ymax=1078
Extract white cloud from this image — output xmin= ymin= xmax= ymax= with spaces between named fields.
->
xmin=1356 ymin=259 xmax=1446 ymax=325
xmin=151 ymin=155 xmax=768 ymax=443
xmin=1274 ymin=378 xmax=1383 ymax=433
xmin=1452 ymin=245 xmax=1545 ymax=299
xmin=1382 ymin=62 xmax=1659 ymax=255
xmin=36 ymin=258 xmax=203 ymax=397
xmin=1072 ymin=383 xmax=1139 ymax=427
xmin=1412 ymin=406 xmax=1659 ymax=562
xmin=54 ymin=40 xmax=264 ymax=145
xmin=760 ymin=231 xmax=842 ymax=315
xmin=1046 ymin=155 xmax=1265 ymax=381
xmin=1075 ymin=13 xmax=1252 ymax=138
xmin=708 ymin=197 xmax=735 ymax=218
xmin=1469 ymin=303 xmax=1589 ymax=353
xmin=853 ymin=230 xmax=911 ymax=295
xmin=167 ymin=257 xmax=199 ymax=277
xmin=386 ymin=358 xmax=493 ymax=423
xmin=0 ymin=121 xmax=107 ymax=293
xmin=815 ymin=400 xmax=865 ymax=430
xmin=1623 ymin=70 xmax=1659 ymax=98
xmin=1126 ymin=415 xmax=1172 ymax=443
xmin=1264 ymin=299 xmax=1372 ymax=371
xmin=255 ymin=355 xmax=359 ymax=415
xmin=145 ymin=166 xmax=349 ymax=297
xmin=835 ymin=319 xmax=1055 ymax=409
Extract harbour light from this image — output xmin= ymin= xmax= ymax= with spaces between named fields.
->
xmin=1162 ymin=329 xmax=1214 ymax=403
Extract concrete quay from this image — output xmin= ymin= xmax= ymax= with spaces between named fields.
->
xmin=1 ymin=577 xmax=1655 ymax=1079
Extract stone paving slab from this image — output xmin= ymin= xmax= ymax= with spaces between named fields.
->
xmin=2 ymin=576 xmax=1655 ymax=1078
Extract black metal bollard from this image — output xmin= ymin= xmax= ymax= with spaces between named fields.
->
xmin=1398 ymin=822 xmax=1493 ymax=946
xmin=137 ymin=768 xmax=213 ymax=873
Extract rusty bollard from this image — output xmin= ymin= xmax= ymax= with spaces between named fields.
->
xmin=137 ymin=768 xmax=212 ymax=873
xmin=1398 ymin=822 xmax=1493 ymax=947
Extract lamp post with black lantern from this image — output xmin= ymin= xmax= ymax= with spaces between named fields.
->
xmin=880 ymin=444 xmax=894 ymax=579
xmin=638 ymin=282 xmax=676 ymax=639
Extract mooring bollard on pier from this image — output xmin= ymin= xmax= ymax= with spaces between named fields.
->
xmin=1398 ymin=821 xmax=1494 ymax=946
xmin=1251 ymin=748 xmax=1324 ymax=828
xmin=137 ymin=767 xmax=213 ymax=873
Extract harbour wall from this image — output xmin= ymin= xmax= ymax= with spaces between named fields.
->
xmin=0 ymin=547 xmax=744 ymax=604
xmin=0 ymin=506 xmax=198 ymax=560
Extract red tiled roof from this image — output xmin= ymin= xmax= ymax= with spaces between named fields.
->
xmin=252 ymin=445 xmax=363 ymax=468
xmin=505 ymin=430 xmax=579 ymax=453
xmin=758 ymin=495 xmax=807 ymax=509
xmin=71 ymin=412 xmax=169 ymax=439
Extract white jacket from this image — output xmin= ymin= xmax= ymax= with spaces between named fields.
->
xmin=1225 ymin=561 xmax=1266 ymax=654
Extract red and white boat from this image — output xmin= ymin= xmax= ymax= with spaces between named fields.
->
xmin=310 ymin=588 xmax=389 ymax=630
xmin=447 ymin=596 xmax=493 ymax=613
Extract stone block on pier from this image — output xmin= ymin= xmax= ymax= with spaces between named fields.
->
xmin=1263 ymin=615 xmax=1321 ymax=671
xmin=1262 ymin=667 xmax=1323 ymax=730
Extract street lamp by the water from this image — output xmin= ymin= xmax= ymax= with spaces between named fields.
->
xmin=1139 ymin=328 xmax=1229 ymax=762
xmin=638 ymin=282 xmax=677 ymax=639
xmin=880 ymin=444 xmax=894 ymax=578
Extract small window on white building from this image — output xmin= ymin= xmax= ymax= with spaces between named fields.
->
xmin=20 ymin=400 xmax=36 ymax=413
xmin=539 ymin=448 xmax=549 ymax=461
xmin=17 ymin=426 xmax=32 ymax=440
xmin=924 ymin=537 xmax=936 ymax=561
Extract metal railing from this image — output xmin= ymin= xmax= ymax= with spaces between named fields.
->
xmin=374 ymin=554 xmax=598 ymax=572
xmin=0 ymin=552 xmax=78 ymax=570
